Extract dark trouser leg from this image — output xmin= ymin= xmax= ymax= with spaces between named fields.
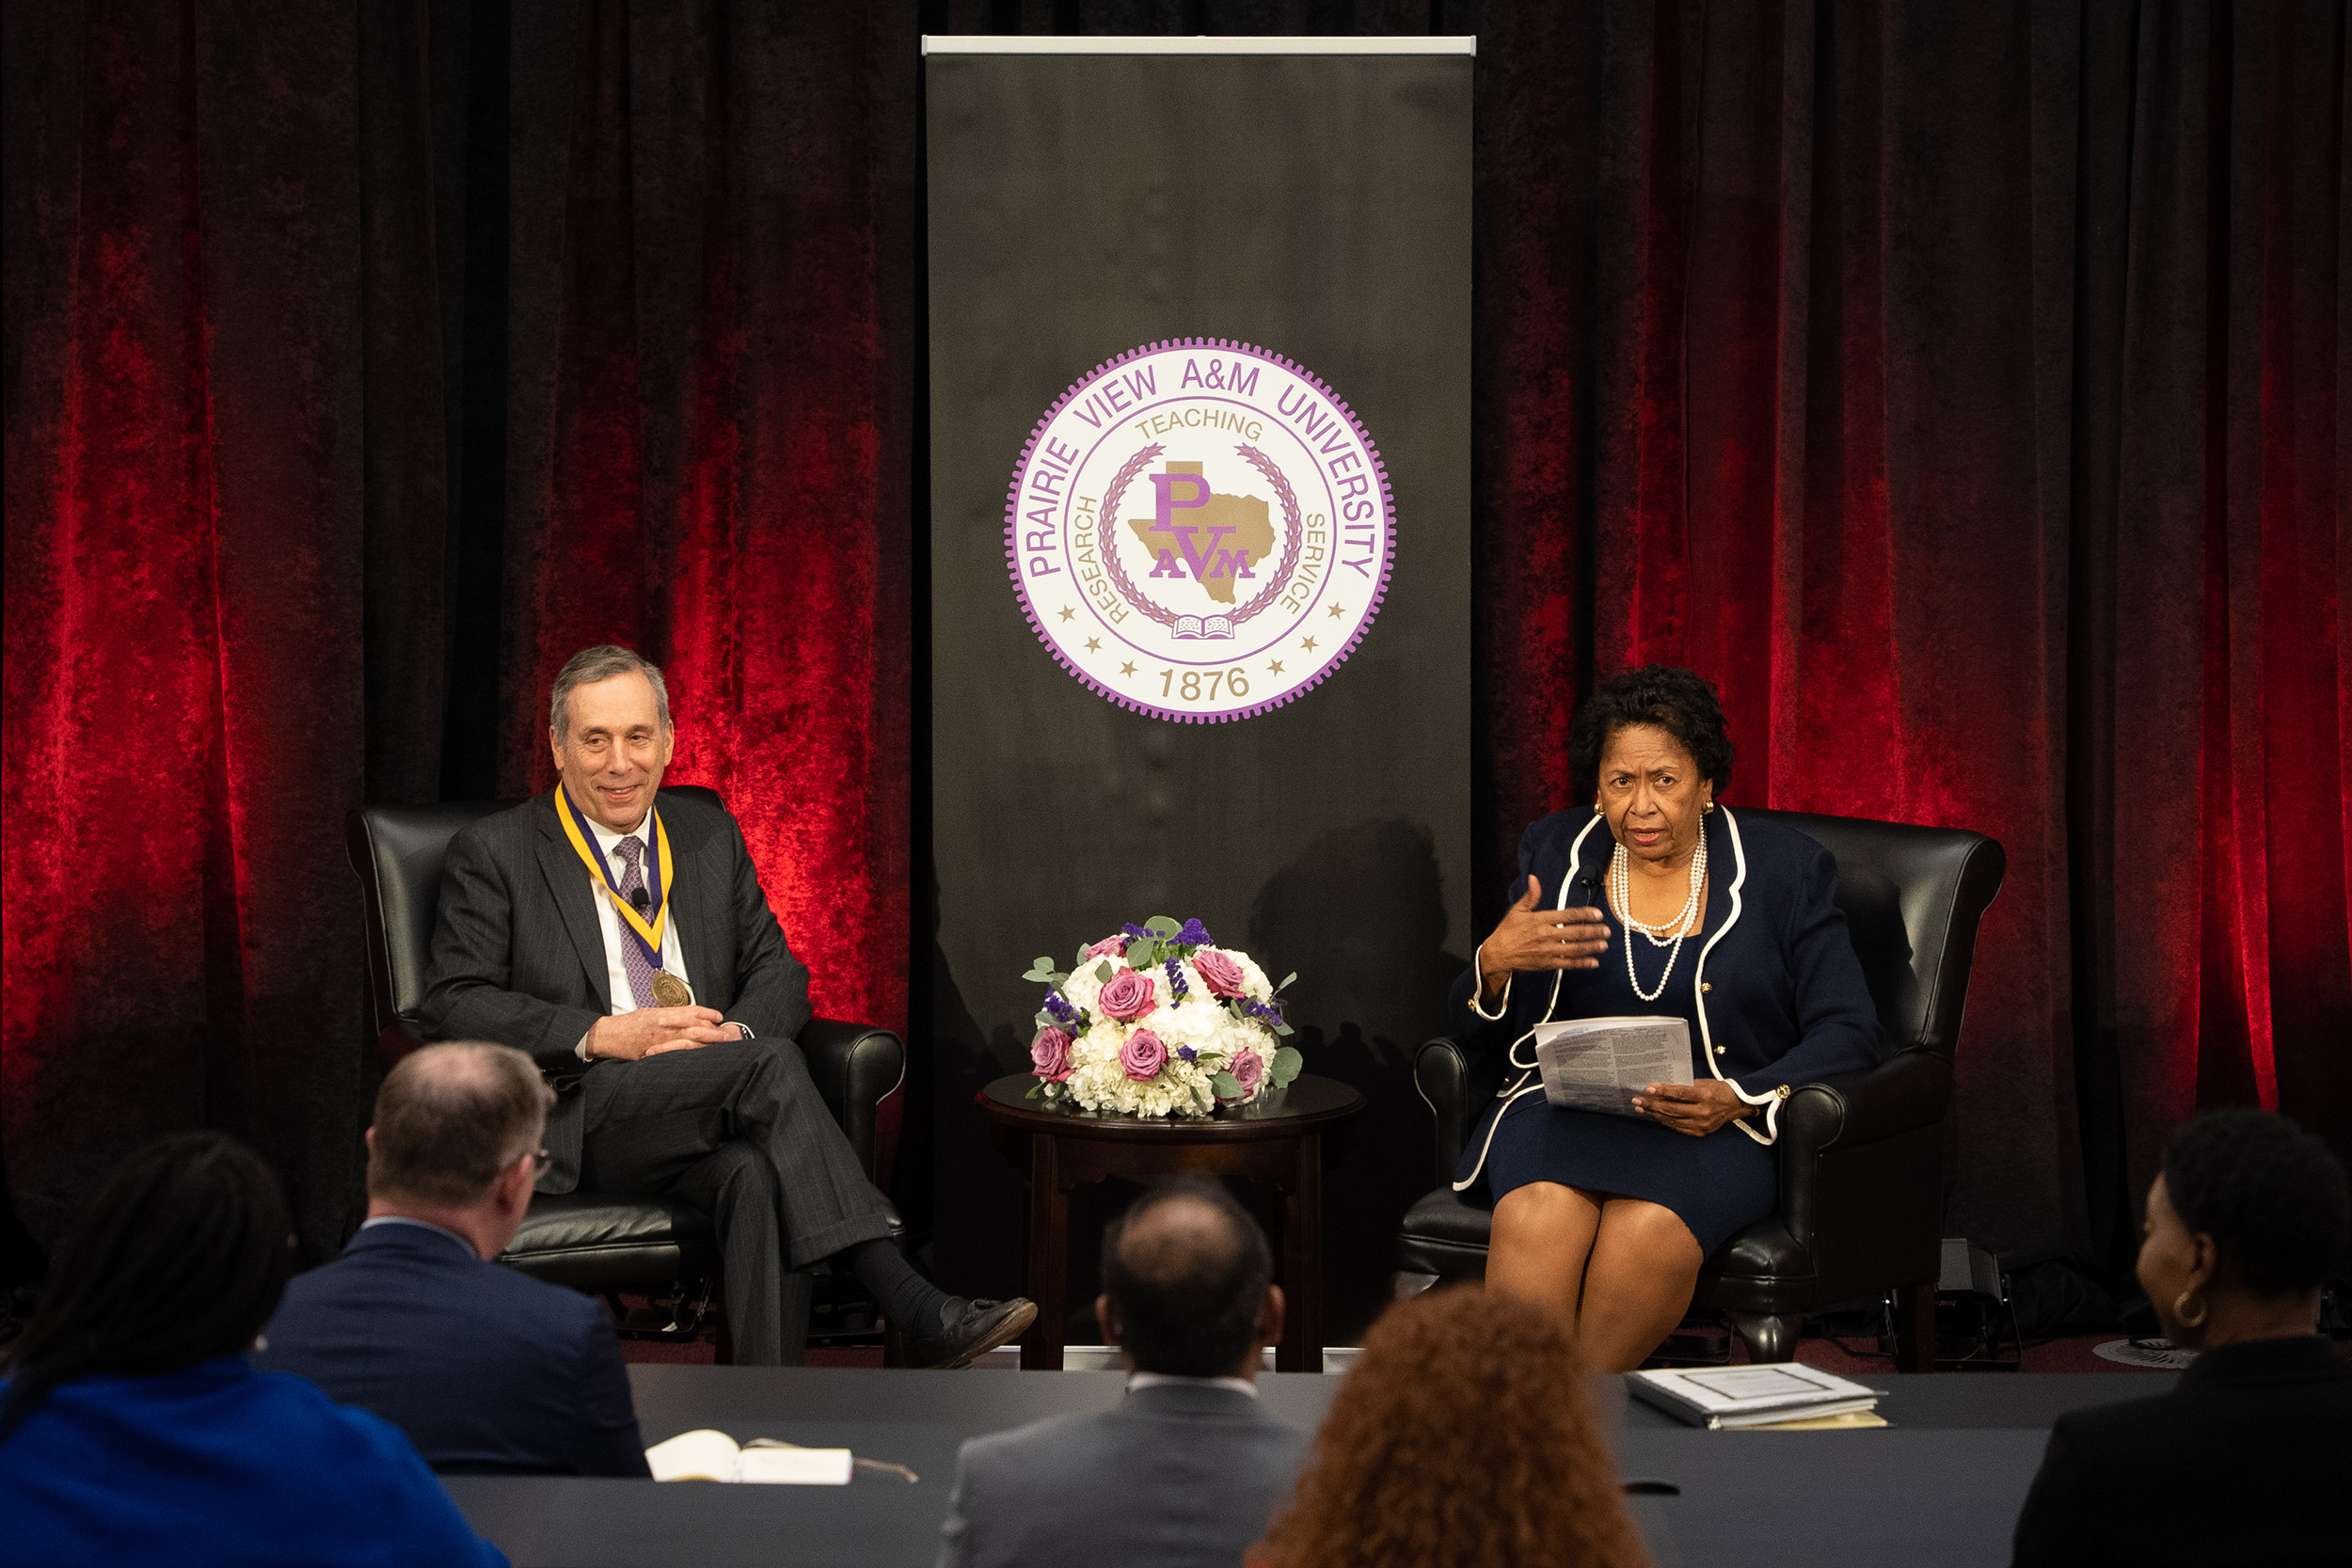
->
xmin=579 ymin=1038 xmax=894 ymax=1358
xmin=580 ymin=1037 xmax=895 ymax=1266
xmin=667 ymin=1143 xmax=812 ymax=1367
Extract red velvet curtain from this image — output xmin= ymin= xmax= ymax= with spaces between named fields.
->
xmin=1473 ymin=0 xmax=2349 ymax=1263
xmin=2 ymin=0 xmax=914 ymax=1255
xmin=5 ymin=0 xmax=2344 ymax=1278
xmin=492 ymin=1 xmax=915 ymax=1037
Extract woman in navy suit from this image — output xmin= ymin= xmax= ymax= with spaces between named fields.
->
xmin=1452 ymin=665 xmax=1883 ymax=1370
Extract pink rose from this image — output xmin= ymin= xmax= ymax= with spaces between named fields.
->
xmin=1193 ymin=949 xmax=1247 ymax=1000
xmin=1120 ymin=1028 xmax=1168 ymax=1082
xmin=1030 ymin=1026 xmax=1073 ymax=1082
xmin=1096 ymin=968 xmax=1158 ymax=1023
xmin=1226 ymin=1049 xmax=1266 ymax=1098
xmin=1084 ymin=935 xmax=1130 ymax=959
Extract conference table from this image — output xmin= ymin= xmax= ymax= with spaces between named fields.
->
xmin=444 ymin=1362 xmax=2164 ymax=1567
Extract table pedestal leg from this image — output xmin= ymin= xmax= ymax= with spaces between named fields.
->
xmin=1023 ymin=1132 xmax=1067 ymax=1370
xmin=1277 ymin=1132 xmax=1322 ymax=1372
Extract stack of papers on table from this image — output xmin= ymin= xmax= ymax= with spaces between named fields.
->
xmin=1628 ymin=1365 xmax=1883 ymax=1430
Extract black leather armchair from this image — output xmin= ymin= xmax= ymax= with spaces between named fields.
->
xmin=347 ymin=788 xmax=906 ymax=1360
xmin=1397 ymin=807 xmax=2004 ymax=1372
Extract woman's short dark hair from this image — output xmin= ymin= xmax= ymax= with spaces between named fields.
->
xmin=0 ymin=1131 xmax=294 ymax=1444
xmin=1569 ymin=664 xmax=1735 ymax=795
xmin=2161 ymin=1108 xmax=2349 ymax=1297
xmin=1101 ymin=1175 xmax=1272 ymax=1378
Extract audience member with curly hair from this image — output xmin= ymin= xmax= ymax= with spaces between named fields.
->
xmin=1252 ymin=1287 xmax=1650 ymax=1568
xmin=2010 ymin=1108 xmax=2350 ymax=1567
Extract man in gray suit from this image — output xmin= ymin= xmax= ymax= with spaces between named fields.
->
xmin=418 ymin=643 xmax=1030 ymax=1368
xmin=937 ymin=1176 xmax=1310 ymax=1568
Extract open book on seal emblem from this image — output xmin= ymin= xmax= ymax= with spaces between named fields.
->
xmin=1172 ymin=614 xmax=1235 ymax=639
xmin=1628 ymin=1365 xmax=1883 ymax=1430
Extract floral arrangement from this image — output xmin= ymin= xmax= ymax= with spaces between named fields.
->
xmin=1023 ymin=916 xmax=1301 ymax=1117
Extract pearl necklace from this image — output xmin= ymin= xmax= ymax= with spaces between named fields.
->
xmin=1611 ymin=835 xmax=1707 ymax=1003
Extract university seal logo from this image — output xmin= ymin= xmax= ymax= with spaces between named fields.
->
xmin=1005 ymin=340 xmax=1394 ymax=722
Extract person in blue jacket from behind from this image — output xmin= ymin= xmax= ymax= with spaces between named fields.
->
xmin=0 ymin=1129 xmax=507 ymax=1568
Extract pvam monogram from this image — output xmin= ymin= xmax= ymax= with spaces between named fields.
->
xmin=1005 ymin=340 xmax=1394 ymax=722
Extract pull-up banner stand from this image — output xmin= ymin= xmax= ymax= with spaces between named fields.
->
xmin=923 ymin=35 xmax=1472 ymax=1348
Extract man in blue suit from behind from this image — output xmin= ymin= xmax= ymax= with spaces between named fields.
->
xmin=260 ymin=1041 xmax=648 ymax=1475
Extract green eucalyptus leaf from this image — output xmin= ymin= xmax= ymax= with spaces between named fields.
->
xmin=1145 ymin=915 xmax=1181 ymax=936
xmin=1274 ymin=1022 xmax=1295 ymax=1036
xmin=1095 ymin=960 xmax=1114 ymax=983
xmin=1278 ymin=972 xmax=1297 ymax=990
xmin=1211 ymin=1071 xmax=1245 ymax=1099
xmin=1025 ymin=1081 xmax=1045 ymax=1100
xmin=1127 ymin=946 xmax=1156 ymax=970
xmin=1270 ymin=1046 xmax=1304 ymax=1085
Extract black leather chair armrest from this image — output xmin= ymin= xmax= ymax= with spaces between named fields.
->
xmin=1414 ymin=1037 xmax=1471 ymax=1184
xmin=798 ymin=1018 xmax=905 ymax=1179
xmin=1778 ymin=1049 xmax=1952 ymax=1156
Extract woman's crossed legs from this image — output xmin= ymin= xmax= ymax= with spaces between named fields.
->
xmin=1486 ymin=1180 xmax=1703 ymax=1372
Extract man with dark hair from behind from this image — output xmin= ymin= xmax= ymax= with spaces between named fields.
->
xmin=257 ymin=1042 xmax=649 ymax=1475
xmin=935 ymin=1175 xmax=1309 ymax=1568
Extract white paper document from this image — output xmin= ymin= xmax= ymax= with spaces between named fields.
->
xmin=1532 ymin=1016 xmax=1694 ymax=1116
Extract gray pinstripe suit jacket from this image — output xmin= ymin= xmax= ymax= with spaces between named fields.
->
xmin=415 ymin=788 xmax=812 ymax=1192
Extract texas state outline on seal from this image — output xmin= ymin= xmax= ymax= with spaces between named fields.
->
xmin=1004 ymin=339 xmax=1395 ymax=723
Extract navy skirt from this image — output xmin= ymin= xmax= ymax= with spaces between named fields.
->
xmin=1474 ymin=1092 xmax=1773 ymax=1256
xmin=1457 ymin=910 xmax=1775 ymax=1256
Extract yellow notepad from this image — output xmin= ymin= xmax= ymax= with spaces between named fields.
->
xmin=1730 ymin=1410 xmax=1891 ymax=1432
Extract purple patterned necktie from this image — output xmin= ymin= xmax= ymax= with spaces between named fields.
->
xmin=612 ymin=836 xmax=659 ymax=1008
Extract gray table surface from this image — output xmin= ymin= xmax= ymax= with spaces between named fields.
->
xmin=443 ymin=1364 xmax=2173 ymax=1568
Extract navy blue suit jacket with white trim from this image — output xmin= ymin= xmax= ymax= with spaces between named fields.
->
xmin=1447 ymin=805 xmax=1883 ymax=1103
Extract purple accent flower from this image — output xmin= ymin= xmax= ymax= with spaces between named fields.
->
xmin=1096 ymin=969 xmax=1158 ymax=1023
xmin=1227 ymin=1049 xmax=1266 ymax=1097
xmin=1120 ymin=1029 xmax=1168 ymax=1082
xmin=1121 ymin=922 xmax=1154 ymax=942
xmin=1176 ymin=918 xmax=1215 ymax=946
xmin=1030 ymin=1027 xmax=1074 ymax=1083
xmin=1177 ymin=1045 xmax=1199 ymax=1062
xmin=1193 ymin=949 xmax=1247 ymax=1000
xmin=1084 ymin=935 xmax=1129 ymax=959
xmin=1043 ymin=990 xmax=1079 ymax=1027
xmin=1164 ymin=956 xmax=1188 ymax=1004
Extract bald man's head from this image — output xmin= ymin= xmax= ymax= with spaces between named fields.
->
xmin=368 ymin=1042 xmax=551 ymax=1207
xmin=1101 ymin=1176 xmax=1273 ymax=1378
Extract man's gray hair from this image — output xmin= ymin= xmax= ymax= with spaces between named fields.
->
xmin=550 ymin=644 xmax=673 ymax=742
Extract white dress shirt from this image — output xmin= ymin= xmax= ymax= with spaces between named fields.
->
xmin=1125 ymin=1372 xmax=1259 ymax=1399
xmin=571 ymin=807 xmax=747 ymax=1060
xmin=581 ymin=809 xmax=691 ymax=1007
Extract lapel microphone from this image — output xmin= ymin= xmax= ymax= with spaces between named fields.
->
xmin=629 ymin=887 xmax=651 ymax=913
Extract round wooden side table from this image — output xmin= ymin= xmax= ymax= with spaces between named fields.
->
xmin=977 ymin=1073 xmax=1367 ymax=1371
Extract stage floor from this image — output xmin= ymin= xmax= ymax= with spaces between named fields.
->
xmin=444 ymin=1364 xmax=2173 ymax=1568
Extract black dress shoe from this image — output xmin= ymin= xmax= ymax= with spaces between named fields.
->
xmin=905 ymin=1297 xmax=1038 ymax=1370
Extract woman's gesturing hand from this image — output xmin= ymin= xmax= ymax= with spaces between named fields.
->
xmin=1631 ymin=1078 xmax=1748 ymax=1136
xmin=1475 ymin=875 xmax=1612 ymax=1000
